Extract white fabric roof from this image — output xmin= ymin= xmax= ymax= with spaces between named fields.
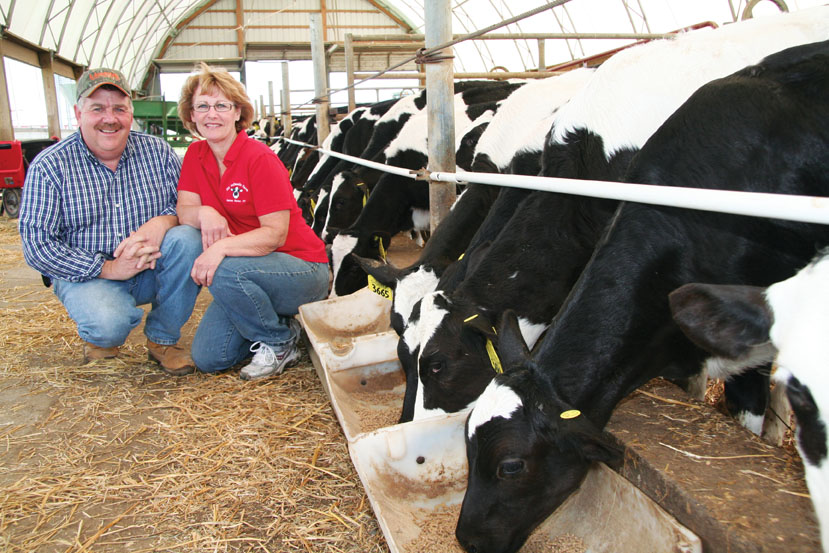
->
xmin=0 ymin=0 xmax=823 ymax=91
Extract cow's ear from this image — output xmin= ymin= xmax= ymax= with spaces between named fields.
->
xmin=464 ymin=240 xmax=492 ymax=277
xmin=555 ymin=412 xmax=624 ymax=468
xmin=462 ymin=310 xmax=497 ymax=341
xmin=572 ymin=429 xmax=624 ymax=468
xmin=497 ymin=309 xmax=530 ymax=370
xmin=369 ymin=231 xmax=393 ymax=258
xmin=351 ymin=254 xmax=401 ymax=289
xmin=669 ymin=283 xmax=773 ymax=359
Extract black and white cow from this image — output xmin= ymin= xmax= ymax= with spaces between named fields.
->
xmin=320 ymin=81 xmax=525 ymax=244
xmin=354 ymin=69 xmax=597 ymax=422
xmin=296 ymin=99 xmax=400 ymax=227
xmin=669 ymin=250 xmax=829 ymax=553
xmin=274 ymin=115 xmax=316 ymax=173
xmin=314 ymin=92 xmax=428 ymax=240
xmin=328 ymin=83 xmax=524 ymax=296
xmin=406 ymin=5 xmax=829 ymax=427
xmin=456 ymin=36 xmax=829 ymax=553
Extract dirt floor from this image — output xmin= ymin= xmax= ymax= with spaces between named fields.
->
xmin=0 ymin=217 xmax=391 ymax=553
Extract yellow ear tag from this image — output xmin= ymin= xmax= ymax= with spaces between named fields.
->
xmin=357 ymin=182 xmax=368 ymax=207
xmin=310 ymin=198 xmax=317 ymax=214
xmin=377 ymin=238 xmax=387 ymax=261
xmin=485 ymin=339 xmax=502 ymax=374
xmin=463 ymin=314 xmax=479 ymax=323
xmin=560 ymin=409 xmax=581 ymax=419
xmin=458 ymin=253 xmax=464 ymax=261
xmin=367 ymin=274 xmax=393 ymax=301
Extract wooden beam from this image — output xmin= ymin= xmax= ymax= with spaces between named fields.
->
xmin=235 ymin=0 xmax=245 ymax=59
xmin=38 ymin=51 xmax=61 ymax=139
xmin=364 ymin=0 xmax=413 ymax=32
xmin=0 ymin=40 xmax=15 ymax=140
xmin=320 ymin=0 xmax=328 ymax=42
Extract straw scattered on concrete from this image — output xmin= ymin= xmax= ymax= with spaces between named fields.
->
xmin=0 ymin=218 xmax=389 ymax=553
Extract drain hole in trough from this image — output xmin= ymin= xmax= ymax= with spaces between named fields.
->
xmin=416 ymin=456 xmax=425 ymax=464
xmin=360 ymin=379 xmax=367 ymax=386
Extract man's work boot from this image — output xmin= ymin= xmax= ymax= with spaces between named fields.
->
xmin=83 ymin=342 xmax=119 ymax=363
xmin=147 ymin=340 xmax=196 ymax=376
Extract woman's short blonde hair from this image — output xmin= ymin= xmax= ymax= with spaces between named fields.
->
xmin=178 ymin=62 xmax=255 ymax=136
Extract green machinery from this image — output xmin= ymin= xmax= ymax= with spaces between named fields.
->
xmin=131 ymin=98 xmax=193 ymax=148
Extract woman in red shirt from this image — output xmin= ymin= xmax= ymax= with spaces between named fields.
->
xmin=177 ymin=63 xmax=329 ymax=379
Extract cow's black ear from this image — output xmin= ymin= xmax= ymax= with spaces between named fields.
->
xmin=351 ymin=254 xmax=401 ymax=288
xmin=371 ymin=231 xmax=393 ymax=255
xmin=497 ymin=309 xmax=530 ymax=370
xmin=464 ymin=240 xmax=492 ymax=278
xmin=462 ymin=310 xmax=497 ymax=341
xmin=556 ymin=412 xmax=624 ymax=468
xmin=669 ymin=283 xmax=772 ymax=360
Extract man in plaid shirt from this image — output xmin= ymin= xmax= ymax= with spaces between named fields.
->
xmin=18 ymin=68 xmax=201 ymax=375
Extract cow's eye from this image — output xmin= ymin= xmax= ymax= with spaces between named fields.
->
xmin=497 ymin=458 xmax=525 ymax=479
xmin=429 ymin=361 xmax=444 ymax=375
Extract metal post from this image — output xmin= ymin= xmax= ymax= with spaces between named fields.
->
xmin=267 ymin=80 xmax=276 ymax=134
xmin=281 ymin=62 xmax=292 ymax=136
xmin=309 ymin=13 xmax=331 ymax=144
xmin=345 ymin=33 xmax=356 ymax=113
xmin=259 ymin=95 xmax=264 ymax=120
xmin=425 ymin=0 xmax=455 ymax=232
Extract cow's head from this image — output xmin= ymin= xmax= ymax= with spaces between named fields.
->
xmin=669 ymin=252 xmax=829 ymax=552
xmin=412 ymin=292 xmax=499 ymax=419
xmin=329 ymin=230 xmax=391 ymax=297
xmin=456 ymin=309 xmax=621 ymax=553
xmin=324 ymin=170 xmax=371 ymax=243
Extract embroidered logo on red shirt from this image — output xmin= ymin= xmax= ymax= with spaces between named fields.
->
xmin=226 ymin=182 xmax=249 ymax=203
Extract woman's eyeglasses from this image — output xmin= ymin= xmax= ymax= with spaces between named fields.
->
xmin=193 ymin=102 xmax=235 ymax=113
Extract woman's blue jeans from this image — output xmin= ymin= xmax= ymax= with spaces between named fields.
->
xmin=53 ymin=225 xmax=203 ymax=348
xmin=191 ymin=252 xmax=329 ymax=373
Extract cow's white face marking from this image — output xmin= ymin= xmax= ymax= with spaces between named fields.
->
xmin=321 ymin=173 xmax=347 ymax=241
xmin=467 ymin=380 xmax=523 ymax=439
xmin=329 ymin=234 xmax=358 ymax=297
xmin=767 ymin=256 xmax=829 ymax=394
xmin=407 ymin=292 xmax=450 ymax=420
xmin=414 ymin=291 xmax=449 ymax=354
xmin=395 ymin=267 xmax=438 ymax=326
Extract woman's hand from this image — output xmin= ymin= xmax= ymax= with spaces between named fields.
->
xmin=190 ymin=242 xmax=226 ymax=287
xmin=198 ymin=206 xmax=232 ymax=250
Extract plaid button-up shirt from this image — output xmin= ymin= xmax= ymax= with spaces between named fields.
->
xmin=18 ymin=131 xmax=182 ymax=282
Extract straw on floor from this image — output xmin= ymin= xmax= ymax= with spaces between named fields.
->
xmin=0 ymin=217 xmax=389 ymax=553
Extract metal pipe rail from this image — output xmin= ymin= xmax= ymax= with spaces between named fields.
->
xmin=279 ymin=136 xmax=829 ymax=225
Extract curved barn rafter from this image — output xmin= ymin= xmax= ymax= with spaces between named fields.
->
xmin=0 ymin=0 xmax=812 ymax=140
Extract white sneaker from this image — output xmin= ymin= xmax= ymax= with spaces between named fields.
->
xmin=239 ymin=341 xmax=299 ymax=380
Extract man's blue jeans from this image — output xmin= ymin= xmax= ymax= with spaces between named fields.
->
xmin=53 ymin=225 xmax=202 ymax=348
xmin=191 ymin=252 xmax=329 ymax=373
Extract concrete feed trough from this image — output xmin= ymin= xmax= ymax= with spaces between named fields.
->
xmin=298 ymin=287 xmax=405 ymax=441
xmin=348 ymin=412 xmax=702 ymax=553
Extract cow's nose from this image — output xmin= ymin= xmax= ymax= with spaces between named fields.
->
xmin=455 ymin=529 xmax=479 ymax=553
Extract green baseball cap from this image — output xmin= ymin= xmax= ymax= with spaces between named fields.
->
xmin=76 ymin=68 xmax=130 ymax=100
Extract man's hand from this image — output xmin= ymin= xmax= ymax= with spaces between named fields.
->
xmin=102 ymin=236 xmax=161 ymax=280
xmin=114 ymin=215 xmax=177 ymax=270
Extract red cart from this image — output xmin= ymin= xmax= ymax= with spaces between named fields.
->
xmin=0 ymin=138 xmax=58 ymax=218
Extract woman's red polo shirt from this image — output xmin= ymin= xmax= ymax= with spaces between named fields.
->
xmin=178 ymin=131 xmax=328 ymax=264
